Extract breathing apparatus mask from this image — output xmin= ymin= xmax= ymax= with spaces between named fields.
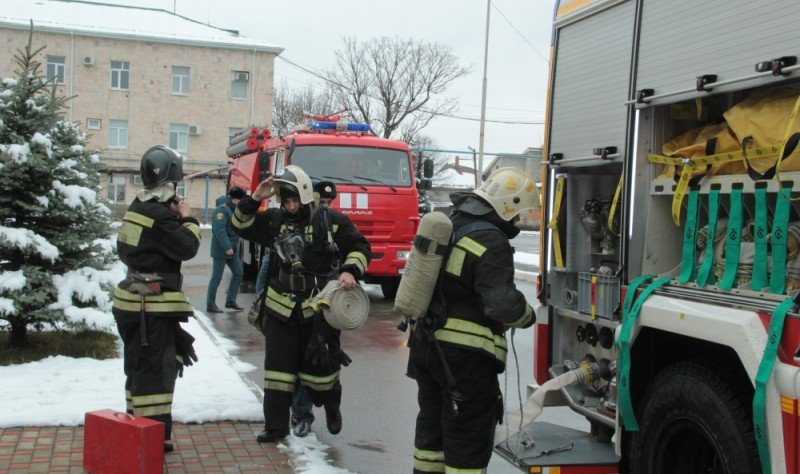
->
xmin=274 ymin=230 xmax=306 ymax=274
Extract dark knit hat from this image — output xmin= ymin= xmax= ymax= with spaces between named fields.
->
xmin=228 ymin=187 xmax=247 ymax=200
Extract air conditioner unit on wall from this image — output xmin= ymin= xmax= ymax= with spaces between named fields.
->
xmin=189 ymin=125 xmax=203 ymax=136
xmin=83 ymin=56 xmax=95 ymax=66
xmin=234 ymin=71 xmax=249 ymax=82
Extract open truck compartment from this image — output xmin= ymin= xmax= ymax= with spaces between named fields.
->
xmin=537 ymin=81 xmax=800 ymax=468
xmin=502 ymin=0 xmax=800 ymax=470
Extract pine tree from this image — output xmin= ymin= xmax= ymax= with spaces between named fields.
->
xmin=0 ymin=28 xmax=112 ymax=348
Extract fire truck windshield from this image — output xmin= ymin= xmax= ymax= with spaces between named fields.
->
xmin=290 ymin=145 xmax=412 ymax=187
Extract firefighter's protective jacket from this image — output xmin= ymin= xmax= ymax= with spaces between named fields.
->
xmin=435 ymin=193 xmax=534 ymax=371
xmin=113 ymin=198 xmax=201 ymax=317
xmin=232 ymin=196 xmax=371 ymax=321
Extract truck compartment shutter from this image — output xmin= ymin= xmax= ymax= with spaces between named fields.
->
xmin=635 ymin=0 xmax=800 ymax=105
xmin=549 ymin=0 xmax=635 ymax=166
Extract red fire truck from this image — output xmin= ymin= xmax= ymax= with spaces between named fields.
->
xmin=227 ymin=115 xmax=432 ymax=298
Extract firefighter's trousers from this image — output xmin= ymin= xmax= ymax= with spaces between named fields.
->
xmin=408 ymin=333 xmax=502 ymax=473
xmin=262 ymin=310 xmax=342 ymax=434
xmin=113 ymin=309 xmax=179 ymax=440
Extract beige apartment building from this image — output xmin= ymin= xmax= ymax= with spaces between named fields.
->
xmin=0 ymin=0 xmax=282 ymax=221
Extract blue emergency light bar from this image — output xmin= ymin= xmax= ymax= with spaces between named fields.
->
xmin=309 ymin=121 xmax=371 ymax=133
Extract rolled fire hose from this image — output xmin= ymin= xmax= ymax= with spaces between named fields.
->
xmin=309 ymin=280 xmax=370 ymax=330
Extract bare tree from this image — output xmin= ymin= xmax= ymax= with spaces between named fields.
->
xmin=409 ymin=135 xmax=453 ymax=187
xmin=327 ymin=36 xmax=470 ymax=142
xmin=272 ymin=80 xmax=335 ymax=134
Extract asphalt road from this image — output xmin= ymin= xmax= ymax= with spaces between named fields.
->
xmin=182 ymin=229 xmax=584 ymax=473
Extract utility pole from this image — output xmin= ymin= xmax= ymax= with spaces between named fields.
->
xmin=467 ymin=146 xmax=479 ymax=189
xmin=477 ymin=0 xmax=491 ymax=186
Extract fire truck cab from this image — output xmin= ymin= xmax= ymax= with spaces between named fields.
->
xmin=228 ymin=115 xmax=432 ymax=299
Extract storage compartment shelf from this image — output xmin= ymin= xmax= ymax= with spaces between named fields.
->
xmin=549 ymin=365 xmax=615 ymax=428
xmin=551 ymin=155 xmax=622 ymax=169
xmin=554 ymin=306 xmax=620 ymax=329
xmin=651 ymin=171 xmax=800 ymax=195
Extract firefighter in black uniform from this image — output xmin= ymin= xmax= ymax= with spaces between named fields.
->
xmin=231 ymin=165 xmax=371 ymax=443
xmin=112 ymin=146 xmax=201 ymax=453
xmin=408 ymin=167 xmax=540 ymax=472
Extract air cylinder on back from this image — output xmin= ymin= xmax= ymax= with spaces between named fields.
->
xmin=394 ymin=211 xmax=453 ymax=320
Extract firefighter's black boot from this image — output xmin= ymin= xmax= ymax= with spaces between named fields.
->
xmin=324 ymin=404 xmax=342 ymax=435
xmin=256 ymin=429 xmax=289 ymax=443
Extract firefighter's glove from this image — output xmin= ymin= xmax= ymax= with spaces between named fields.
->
xmin=496 ymin=393 xmax=504 ymax=426
xmin=328 ymin=339 xmax=352 ymax=367
xmin=176 ymin=355 xmax=185 ymax=378
xmin=305 ymin=334 xmax=331 ymax=367
xmin=175 ymin=325 xmax=198 ymax=369
xmin=305 ymin=314 xmax=347 ymax=367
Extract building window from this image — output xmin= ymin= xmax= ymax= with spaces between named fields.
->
xmin=176 ymin=180 xmax=187 ymax=198
xmin=229 ymin=127 xmax=245 ymax=142
xmin=110 ymin=60 xmax=130 ymax=90
xmin=171 ymin=66 xmax=190 ymax=95
xmin=87 ymin=118 xmax=102 ymax=130
xmin=108 ymin=120 xmax=128 ymax=149
xmin=107 ymin=175 xmax=126 ymax=202
xmin=46 ymin=55 xmax=66 ymax=84
xmin=169 ymin=123 xmax=189 ymax=152
xmin=231 ymin=70 xmax=249 ymax=99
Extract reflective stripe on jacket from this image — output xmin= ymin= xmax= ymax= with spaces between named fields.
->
xmin=115 ymin=198 xmax=200 ymax=318
xmin=113 ymin=287 xmax=193 ymax=314
xmin=232 ymin=197 xmax=371 ymax=322
xmin=435 ymin=213 xmax=533 ymax=370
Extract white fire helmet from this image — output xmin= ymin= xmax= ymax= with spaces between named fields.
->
xmin=473 ymin=167 xmax=540 ymax=221
xmin=273 ymin=165 xmax=315 ymax=205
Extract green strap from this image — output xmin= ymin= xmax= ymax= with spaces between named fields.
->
xmin=769 ymin=186 xmax=791 ymax=295
xmin=617 ymin=275 xmax=671 ymax=431
xmin=678 ymin=189 xmax=700 ymax=283
xmin=622 ymin=274 xmax=655 ymax=323
xmin=753 ymin=296 xmax=794 ymax=474
xmin=751 ymin=186 xmax=769 ymax=291
xmin=718 ymin=187 xmax=743 ymax=291
xmin=697 ymin=188 xmax=720 ymax=287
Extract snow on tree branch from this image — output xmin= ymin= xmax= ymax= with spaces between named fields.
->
xmin=1 ymin=143 xmax=31 ymax=164
xmin=0 ymin=270 xmax=26 ymax=292
xmin=51 ymin=180 xmax=97 ymax=208
xmin=0 ymin=225 xmax=59 ymax=262
xmin=0 ymin=297 xmax=14 ymax=316
xmin=31 ymin=132 xmax=52 ymax=157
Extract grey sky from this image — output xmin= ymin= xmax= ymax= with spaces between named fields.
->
xmin=97 ymin=0 xmax=553 ymax=156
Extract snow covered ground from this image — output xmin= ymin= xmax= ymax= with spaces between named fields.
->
xmin=1 ymin=284 xmax=350 ymax=473
xmin=0 ymin=227 xmax=541 ymax=473
xmin=0 ymin=307 xmax=352 ymax=472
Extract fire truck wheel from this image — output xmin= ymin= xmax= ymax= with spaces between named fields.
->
xmin=628 ymin=360 xmax=758 ymax=474
xmin=380 ymin=278 xmax=400 ymax=300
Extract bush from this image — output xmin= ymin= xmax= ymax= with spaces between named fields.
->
xmin=0 ymin=329 xmax=117 ymax=365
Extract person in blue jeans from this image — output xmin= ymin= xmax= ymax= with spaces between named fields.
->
xmin=206 ymin=187 xmax=246 ymax=313
xmin=254 ymin=250 xmax=271 ymax=296
xmin=254 ymin=248 xmax=316 ymax=436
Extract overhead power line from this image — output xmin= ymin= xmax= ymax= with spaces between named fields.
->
xmin=490 ymin=0 xmax=549 ymax=63
xmin=277 ymin=56 xmax=542 ymax=126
